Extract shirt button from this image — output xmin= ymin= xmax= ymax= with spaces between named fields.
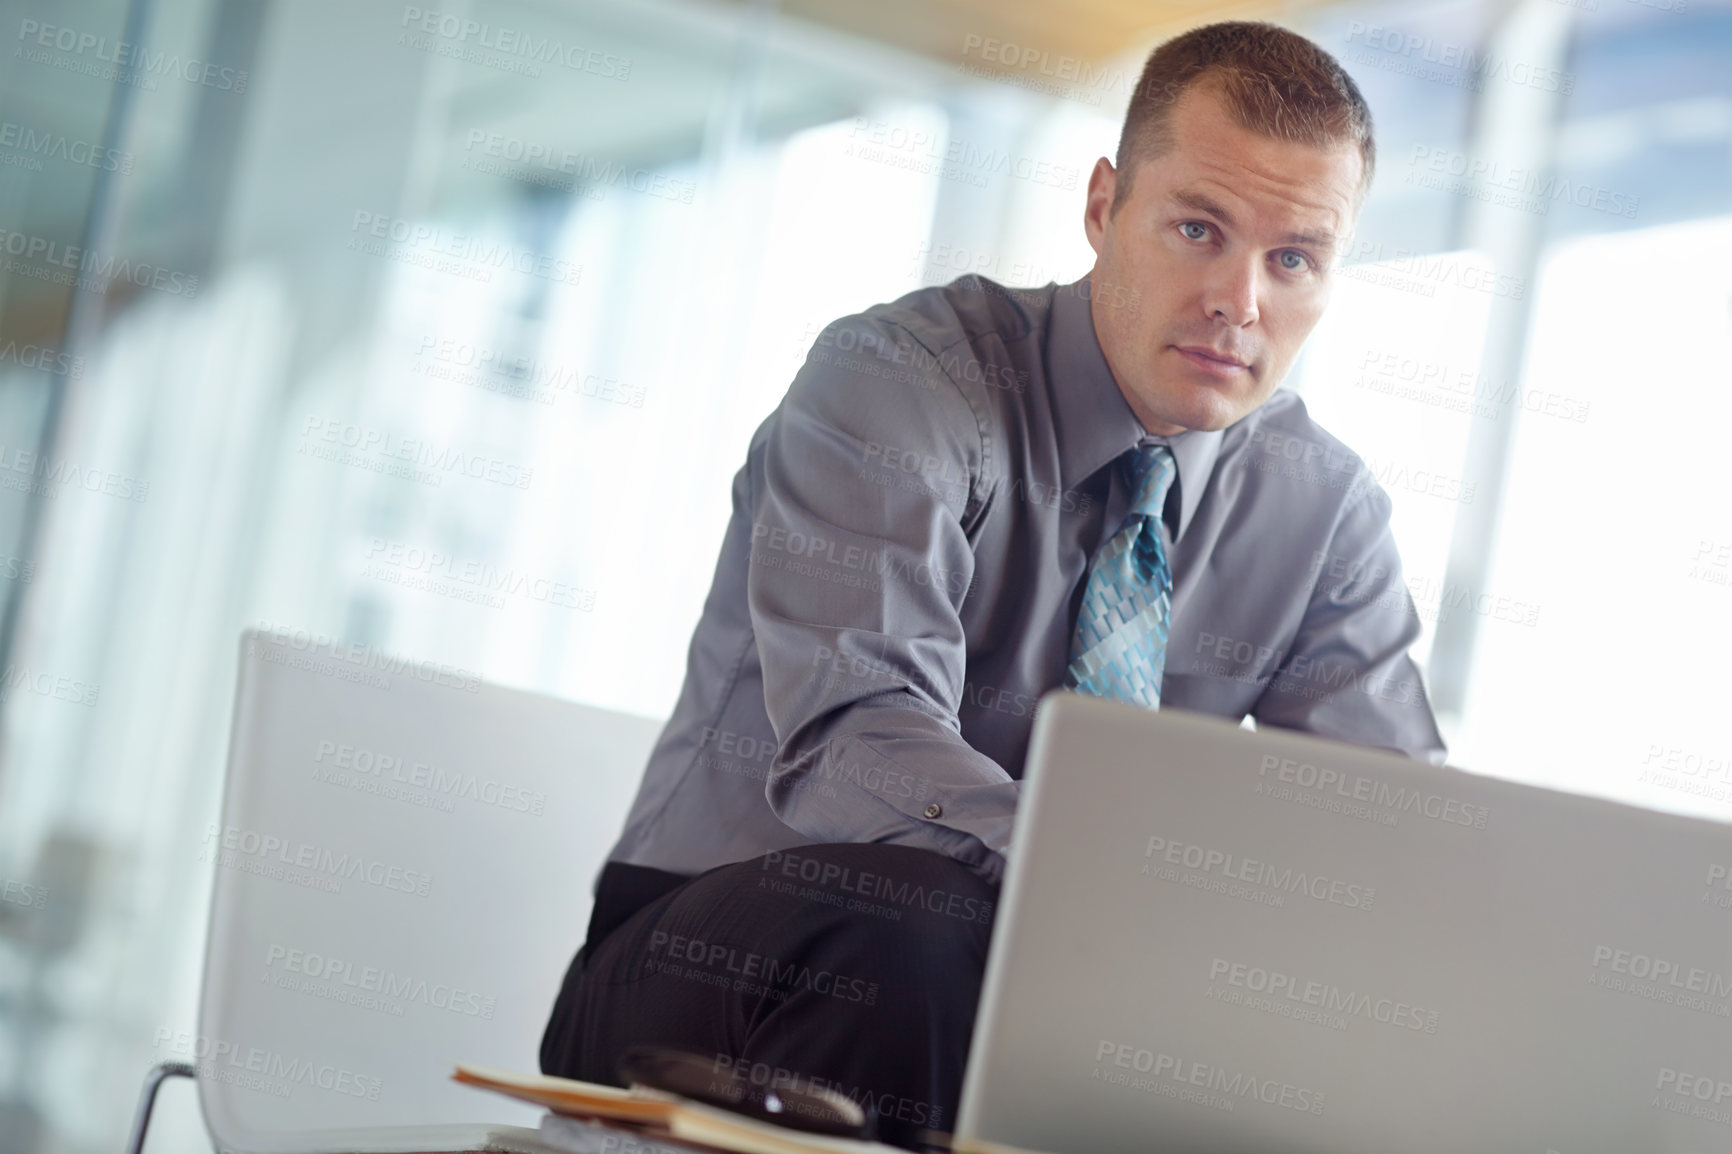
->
xmin=923 ymin=803 xmax=943 ymax=819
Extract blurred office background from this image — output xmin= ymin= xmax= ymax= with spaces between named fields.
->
xmin=0 ymin=0 xmax=1727 ymax=1148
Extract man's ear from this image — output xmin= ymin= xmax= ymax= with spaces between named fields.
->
xmin=1083 ymin=157 xmax=1117 ymax=259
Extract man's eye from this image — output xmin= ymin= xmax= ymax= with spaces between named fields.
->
xmin=1279 ymin=251 xmax=1312 ymax=271
xmin=1178 ymin=222 xmax=1211 ymax=241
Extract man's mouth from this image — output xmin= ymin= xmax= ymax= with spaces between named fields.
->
xmin=1174 ymin=345 xmax=1251 ymax=377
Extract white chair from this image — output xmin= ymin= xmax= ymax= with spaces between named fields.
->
xmin=128 ymin=627 xmax=665 ymax=1154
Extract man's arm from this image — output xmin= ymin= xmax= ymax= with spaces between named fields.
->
xmin=749 ymin=315 xmax=1018 ymax=880
xmin=1250 ymin=481 xmax=1449 ymax=764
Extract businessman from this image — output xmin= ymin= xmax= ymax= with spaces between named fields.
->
xmin=542 ymin=19 xmax=1446 ymax=1148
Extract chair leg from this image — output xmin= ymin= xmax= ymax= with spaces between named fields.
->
xmin=124 ymin=1061 xmax=197 ymax=1154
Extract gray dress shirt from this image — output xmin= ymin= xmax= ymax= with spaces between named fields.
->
xmin=608 ymin=274 xmax=1447 ymax=883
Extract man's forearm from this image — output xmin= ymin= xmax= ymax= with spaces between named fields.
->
xmin=765 ymin=697 xmax=1019 ymax=881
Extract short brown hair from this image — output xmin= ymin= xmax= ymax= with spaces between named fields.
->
xmin=1113 ymin=20 xmax=1374 ymax=213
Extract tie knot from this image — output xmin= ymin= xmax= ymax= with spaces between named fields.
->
xmin=1127 ymin=443 xmax=1177 ymax=522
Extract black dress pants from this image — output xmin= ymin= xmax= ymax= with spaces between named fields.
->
xmin=539 ymin=842 xmax=1001 ymax=1150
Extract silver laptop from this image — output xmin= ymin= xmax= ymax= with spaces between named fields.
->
xmin=957 ymin=692 xmax=1732 ymax=1154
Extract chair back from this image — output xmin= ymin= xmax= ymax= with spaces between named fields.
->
xmin=191 ymin=627 xmax=663 ymax=1152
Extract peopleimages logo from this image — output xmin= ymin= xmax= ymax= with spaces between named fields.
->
xmin=841 ymin=118 xmax=1080 ymax=192
xmin=959 ymin=34 xmax=1128 ymax=93
xmin=152 ymin=1029 xmax=380 ymax=1100
xmin=1588 ymin=943 xmax=1732 ymax=1020
xmin=711 ymin=1054 xmax=944 ymax=1130
xmin=912 ymin=241 xmax=1061 ymax=290
xmin=250 ymin=621 xmax=483 ymax=693
xmin=1654 ymin=1066 xmax=1732 ymax=1124
xmin=752 ymin=523 xmax=973 ymax=599
xmin=348 ymin=212 xmax=582 ymax=287
xmin=413 ymin=335 xmax=646 ymax=408
xmin=759 ymin=850 xmax=990 ymax=924
xmin=299 ymin=416 xmax=535 ymax=489
xmin=313 ymin=739 xmax=547 ymax=815
xmin=0 ymin=226 xmax=197 ymax=298
xmin=201 ymin=823 xmax=433 ymax=898
xmin=362 ymin=538 xmax=594 ymax=611
xmin=1353 ymin=343 xmax=1591 ymax=424
xmin=1143 ymin=835 xmax=1376 ymax=910
xmin=0 ymin=337 xmax=82 ymax=377
xmin=0 ymin=665 xmax=100 ymax=708
xmin=398 ymin=6 xmax=631 ymax=80
xmin=954 ymin=34 xmax=1126 ymax=107
xmin=1 ymin=878 xmax=47 ymax=909
xmin=461 ymin=131 xmax=693 ymax=203
xmin=1207 ymin=957 xmax=1440 ymax=1033
xmin=1256 ymin=754 xmax=1489 ymax=830
xmin=0 ymin=441 xmax=148 ymax=504
xmin=1643 ymin=741 xmax=1732 ymax=784
xmin=16 ymin=19 xmax=248 ymax=91
xmin=643 ymin=931 xmax=880 ymax=1005
xmin=802 ymin=319 xmax=1031 ymax=395
xmin=264 ymin=942 xmax=497 ymax=1019
xmin=0 ymin=119 xmax=132 ymax=173
xmin=1092 ymin=1040 xmax=1325 ymax=1116
xmin=1407 ymin=145 xmax=1638 ymax=219
xmin=1335 ymin=245 xmax=1525 ymax=300
xmin=1192 ymin=622 xmax=1427 ymax=708
xmin=1343 ymin=21 xmax=1573 ymax=94
xmin=1706 ymin=863 xmax=1732 ymax=909
xmin=1590 ymin=945 xmax=1732 ymax=999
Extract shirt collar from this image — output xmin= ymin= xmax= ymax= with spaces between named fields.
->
xmin=1048 ymin=274 xmax=1225 ymax=543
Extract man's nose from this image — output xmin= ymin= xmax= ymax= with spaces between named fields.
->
xmin=1205 ymin=255 xmax=1259 ymax=327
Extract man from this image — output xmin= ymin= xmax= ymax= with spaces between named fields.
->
xmin=542 ymin=19 xmax=1446 ymax=1148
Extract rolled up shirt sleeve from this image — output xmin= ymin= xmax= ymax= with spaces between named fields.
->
xmin=1250 ymin=481 xmax=1450 ymax=766
xmin=748 ymin=315 xmax=1019 ymax=880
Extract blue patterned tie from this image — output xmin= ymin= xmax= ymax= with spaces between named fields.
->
xmin=1065 ymin=444 xmax=1177 ymax=708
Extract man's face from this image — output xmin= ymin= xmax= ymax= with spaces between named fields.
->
xmin=1083 ymin=78 xmax=1364 ymax=436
